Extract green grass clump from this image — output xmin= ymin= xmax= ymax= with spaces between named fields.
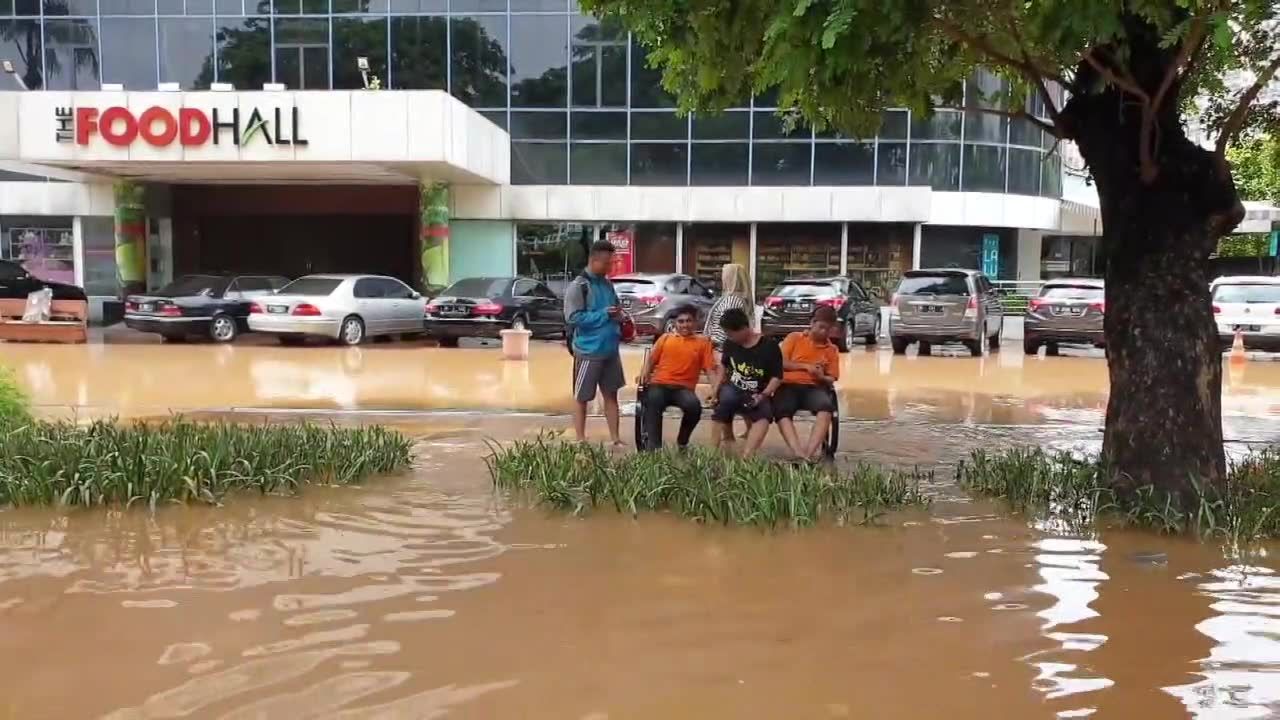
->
xmin=0 ymin=418 xmax=412 ymax=509
xmin=0 ymin=368 xmax=31 ymax=425
xmin=486 ymin=436 xmax=929 ymax=527
xmin=957 ymin=447 xmax=1280 ymax=541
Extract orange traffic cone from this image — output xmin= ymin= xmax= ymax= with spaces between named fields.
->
xmin=1231 ymin=328 xmax=1247 ymax=365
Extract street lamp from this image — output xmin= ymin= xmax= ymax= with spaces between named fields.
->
xmin=1 ymin=59 xmax=29 ymax=91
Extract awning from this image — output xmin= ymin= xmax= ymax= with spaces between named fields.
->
xmin=1059 ymin=198 xmax=1101 ymax=234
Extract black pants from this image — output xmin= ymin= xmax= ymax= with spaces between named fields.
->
xmin=642 ymin=385 xmax=703 ymax=450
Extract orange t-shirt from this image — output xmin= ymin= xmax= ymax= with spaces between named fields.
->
xmin=780 ymin=332 xmax=840 ymax=386
xmin=650 ymin=333 xmax=716 ymax=389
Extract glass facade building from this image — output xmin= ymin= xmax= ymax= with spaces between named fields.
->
xmin=0 ymin=0 xmax=1061 ymax=195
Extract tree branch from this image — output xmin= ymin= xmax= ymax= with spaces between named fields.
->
xmin=1081 ymin=48 xmax=1151 ymax=101
xmin=935 ymin=18 xmax=1070 ymax=87
xmin=1151 ymin=12 xmax=1209 ymax=114
xmin=1006 ymin=21 xmax=1066 ymax=128
xmin=1215 ymin=52 xmax=1280 ymax=154
xmin=962 ymin=104 xmax=1063 ymax=138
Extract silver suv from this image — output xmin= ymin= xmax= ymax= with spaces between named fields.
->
xmin=612 ymin=273 xmax=717 ymax=337
xmin=889 ymin=269 xmax=1004 ymax=356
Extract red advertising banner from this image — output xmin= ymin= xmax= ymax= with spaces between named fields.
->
xmin=605 ymin=229 xmax=634 ymax=277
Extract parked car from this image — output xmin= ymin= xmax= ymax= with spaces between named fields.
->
xmin=1023 ymin=278 xmax=1105 ymax=355
xmin=1212 ymin=275 xmax=1280 ymax=351
xmin=761 ymin=276 xmax=881 ymax=353
xmin=612 ymin=273 xmax=717 ymax=337
xmin=124 ymin=274 xmax=289 ymax=343
xmin=0 ymin=259 xmax=87 ymax=301
xmin=247 ymin=274 xmax=427 ymax=346
xmin=424 ymin=276 xmax=564 ymax=347
xmin=888 ymin=269 xmax=1004 ymax=357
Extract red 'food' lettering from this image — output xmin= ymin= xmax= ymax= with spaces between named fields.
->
xmin=137 ymin=107 xmax=178 ymax=146
xmin=99 ymin=107 xmax=138 ymax=146
xmin=74 ymin=107 xmax=98 ymax=145
xmin=178 ymin=108 xmax=211 ymax=146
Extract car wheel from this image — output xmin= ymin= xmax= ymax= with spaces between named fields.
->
xmin=965 ymin=337 xmax=984 ymax=357
xmin=1023 ymin=339 xmax=1041 ymax=356
xmin=436 ymin=336 xmax=460 ymax=348
xmin=339 ymin=316 xmax=365 ymax=346
xmin=662 ymin=315 xmax=677 ymax=334
xmin=865 ymin=318 xmax=880 ymax=346
xmin=511 ymin=315 xmax=528 ymax=332
xmin=988 ymin=324 xmax=1002 ymax=353
xmin=208 ymin=314 xmax=238 ymax=343
xmin=919 ymin=341 xmax=933 ymax=357
xmin=1046 ymin=342 xmax=1061 ymax=357
xmin=891 ymin=337 xmax=910 ymax=355
xmin=835 ymin=322 xmax=852 ymax=353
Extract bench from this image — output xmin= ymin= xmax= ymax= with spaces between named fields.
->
xmin=0 ymin=298 xmax=89 ymax=344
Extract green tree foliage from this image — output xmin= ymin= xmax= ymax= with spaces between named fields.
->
xmin=1227 ymin=134 xmax=1280 ymax=203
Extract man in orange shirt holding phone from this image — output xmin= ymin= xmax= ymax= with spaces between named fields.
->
xmin=775 ymin=305 xmax=841 ymax=461
xmin=636 ymin=305 xmax=718 ymax=450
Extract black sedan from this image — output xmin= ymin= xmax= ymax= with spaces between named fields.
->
xmin=761 ymin=276 xmax=882 ymax=352
xmin=424 ymin=276 xmax=564 ymax=347
xmin=125 ymin=274 xmax=290 ymax=343
xmin=0 ymin=259 xmax=87 ymax=301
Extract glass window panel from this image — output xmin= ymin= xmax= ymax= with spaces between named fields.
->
xmin=630 ymin=143 xmax=687 ymax=185
xmin=59 ymin=0 xmax=98 ymax=13
xmin=752 ymin=143 xmax=811 ymax=186
xmin=451 ymin=15 xmax=509 ymax=108
xmin=876 ymin=142 xmax=907 ymax=185
xmin=570 ymin=143 xmax=626 ymax=184
xmin=598 ymin=45 xmax=625 ymax=107
xmin=570 ymin=111 xmax=624 ymax=140
xmin=333 ymin=0 xmax=388 ymax=12
xmin=186 ymin=0 xmax=214 ymax=14
xmin=272 ymin=0 xmax=299 ymax=12
xmin=630 ymin=112 xmax=686 ymax=141
xmin=753 ymin=86 xmax=779 ymax=108
xmin=43 ymin=18 xmax=100 ymax=90
xmin=450 ymin=0 xmax=505 ymax=10
xmin=1041 ymin=153 xmax=1061 ymax=197
xmin=301 ymin=0 xmax=324 ymax=11
xmin=878 ymin=110 xmax=908 ymax=140
xmin=964 ymin=111 xmax=1006 ymax=144
xmin=302 ymin=43 xmax=328 ymax=88
xmin=479 ymin=109 xmax=506 ymax=130
xmin=691 ymin=143 xmax=747 ymax=186
xmin=753 ymin=110 xmax=809 ymax=140
xmin=510 ymin=111 xmax=566 ymax=139
xmin=813 ymin=142 xmax=874 ymax=185
xmin=214 ymin=0 xmax=242 ymax=12
xmin=389 ymin=16 xmax=446 ymax=90
xmin=216 ymin=17 xmax=270 ymax=89
xmin=965 ymin=69 xmax=1006 ymax=109
xmin=510 ymin=14 xmax=566 ymax=108
xmin=511 ymin=0 xmax=564 ymax=9
xmin=274 ymin=15 xmax=323 ymax=43
xmin=274 ymin=18 xmax=328 ymax=89
xmin=631 ymin=41 xmax=675 ymax=108
xmin=276 ymin=44 xmax=300 ymax=86
xmin=332 ymin=16 xmax=386 ymax=90
xmin=14 ymin=0 xmax=39 ymax=13
xmin=0 ymin=21 xmax=39 ymax=90
xmin=908 ymin=143 xmax=959 ymax=190
xmin=100 ymin=17 xmax=158 ymax=90
xmin=1009 ymin=117 xmax=1041 ymax=147
xmin=157 ymin=0 xmax=183 ymax=13
xmin=693 ymin=111 xmax=748 ymax=140
xmin=388 ymin=0 xmax=444 ymax=9
xmin=1007 ymin=147 xmax=1040 ymax=195
xmin=910 ymin=110 xmax=961 ymax=141
xmin=512 ymin=142 xmax=567 ymax=184
xmin=570 ymin=45 xmax=597 ymax=106
xmin=961 ymin=144 xmax=1006 ymax=193
xmin=0 ymin=0 xmax=10 ymax=12
xmin=159 ymin=17 xmax=213 ymax=89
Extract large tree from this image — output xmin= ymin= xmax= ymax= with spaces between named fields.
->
xmin=583 ymin=0 xmax=1279 ymax=499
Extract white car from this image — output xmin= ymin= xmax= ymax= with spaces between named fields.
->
xmin=1212 ymin=275 xmax=1280 ymax=350
xmin=247 ymin=274 xmax=428 ymax=346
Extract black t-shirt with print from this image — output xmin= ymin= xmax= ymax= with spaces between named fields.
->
xmin=721 ymin=337 xmax=783 ymax=393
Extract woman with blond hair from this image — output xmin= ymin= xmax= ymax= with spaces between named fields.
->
xmin=704 ymin=263 xmax=755 ymax=444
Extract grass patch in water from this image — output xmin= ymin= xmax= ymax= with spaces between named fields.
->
xmin=0 ymin=368 xmax=31 ymax=424
xmin=957 ymin=447 xmax=1280 ymax=541
xmin=486 ymin=436 xmax=929 ymax=527
xmin=0 ymin=417 xmax=412 ymax=509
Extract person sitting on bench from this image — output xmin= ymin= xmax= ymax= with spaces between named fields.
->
xmin=711 ymin=308 xmax=782 ymax=458
xmin=636 ymin=304 xmax=718 ymax=450
xmin=775 ymin=305 xmax=841 ymax=461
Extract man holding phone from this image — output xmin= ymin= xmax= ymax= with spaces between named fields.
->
xmin=564 ymin=240 xmax=625 ymax=445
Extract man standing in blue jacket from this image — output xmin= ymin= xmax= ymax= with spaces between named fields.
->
xmin=564 ymin=240 xmax=624 ymax=445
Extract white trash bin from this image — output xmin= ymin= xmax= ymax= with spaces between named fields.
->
xmin=500 ymin=328 xmax=532 ymax=361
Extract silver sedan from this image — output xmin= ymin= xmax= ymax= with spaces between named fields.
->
xmin=247 ymin=274 xmax=428 ymax=346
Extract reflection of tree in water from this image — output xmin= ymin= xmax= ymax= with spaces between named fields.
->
xmin=0 ymin=1 xmax=99 ymax=91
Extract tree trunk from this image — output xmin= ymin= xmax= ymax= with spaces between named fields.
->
xmin=1063 ymin=20 xmax=1245 ymax=501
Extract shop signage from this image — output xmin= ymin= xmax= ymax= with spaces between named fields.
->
xmin=981 ymin=233 xmax=1000 ymax=277
xmin=606 ymin=228 xmax=634 ymax=277
xmin=53 ymin=106 xmax=308 ymax=148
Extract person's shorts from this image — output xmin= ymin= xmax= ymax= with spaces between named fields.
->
xmin=711 ymin=385 xmax=774 ymax=424
xmin=773 ymin=384 xmax=836 ymax=420
xmin=572 ymin=352 xmax=625 ymax=402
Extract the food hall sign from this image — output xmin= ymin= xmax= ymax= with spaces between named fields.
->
xmin=53 ymin=106 xmax=308 ymax=147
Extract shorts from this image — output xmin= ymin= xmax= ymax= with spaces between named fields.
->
xmin=712 ymin=384 xmax=774 ymax=424
xmin=572 ymin=352 xmax=625 ymax=403
xmin=773 ymin=384 xmax=836 ymax=420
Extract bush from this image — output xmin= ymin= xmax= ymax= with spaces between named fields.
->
xmin=0 ymin=368 xmax=31 ymax=424
xmin=486 ymin=436 xmax=929 ymax=527
xmin=0 ymin=418 xmax=412 ymax=508
xmin=956 ymin=447 xmax=1280 ymax=541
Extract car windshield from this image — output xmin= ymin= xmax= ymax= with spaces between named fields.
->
xmin=1213 ymin=284 xmax=1280 ymax=304
xmin=1042 ymin=286 xmax=1104 ymax=301
xmin=613 ymin=278 xmax=658 ymax=294
xmin=279 ymin=277 xmax=343 ymax=296
xmin=897 ymin=274 xmax=971 ymax=296
xmin=443 ymin=278 xmax=510 ymax=298
xmin=157 ymin=275 xmax=230 ymax=297
xmin=773 ymin=282 xmax=838 ymax=298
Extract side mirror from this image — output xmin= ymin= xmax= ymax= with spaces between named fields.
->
xmin=411 ymin=291 xmax=422 ymax=300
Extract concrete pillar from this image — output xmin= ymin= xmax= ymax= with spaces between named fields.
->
xmin=1015 ymin=229 xmax=1044 ymax=281
xmin=911 ymin=223 xmax=923 ymax=269
xmin=112 ymin=181 xmax=146 ymax=299
xmin=419 ymin=181 xmax=450 ymax=289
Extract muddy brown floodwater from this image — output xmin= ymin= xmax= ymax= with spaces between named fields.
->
xmin=2 ymin=340 xmax=1280 ymax=718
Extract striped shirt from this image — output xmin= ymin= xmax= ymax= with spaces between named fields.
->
xmin=704 ymin=294 xmax=754 ymax=350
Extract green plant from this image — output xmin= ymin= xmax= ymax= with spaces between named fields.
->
xmin=0 ymin=417 xmax=411 ymax=509
xmin=0 ymin=368 xmax=31 ymax=425
xmin=486 ymin=435 xmax=929 ymax=528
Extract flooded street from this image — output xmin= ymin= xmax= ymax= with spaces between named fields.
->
xmin=2 ymin=337 xmax=1280 ymax=717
